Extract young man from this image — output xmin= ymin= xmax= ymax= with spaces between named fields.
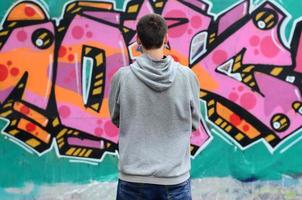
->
xmin=109 ymin=13 xmax=200 ymax=200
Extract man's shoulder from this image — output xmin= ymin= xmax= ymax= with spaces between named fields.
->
xmin=113 ymin=66 xmax=131 ymax=78
xmin=176 ymin=64 xmax=195 ymax=77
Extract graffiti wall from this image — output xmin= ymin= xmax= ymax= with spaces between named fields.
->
xmin=0 ymin=0 xmax=301 ymax=199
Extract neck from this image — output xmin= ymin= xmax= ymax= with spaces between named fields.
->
xmin=143 ymin=47 xmax=164 ymax=60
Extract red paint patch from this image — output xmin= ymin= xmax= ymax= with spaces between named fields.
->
xmin=165 ymin=10 xmax=188 ymax=38
xmin=229 ymin=114 xmax=242 ymax=126
xmin=7 ymin=61 xmax=12 ymax=66
xmin=243 ymin=124 xmax=250 ymax=132
xmin=104 ymin=121 xmax=119 ymax=137
xmin=191 ymin=15 xmax=203 ymax=29
xmin=240 ymin=92 xmax=257 ymax=110
xmin=20 ymin=105 xmax=30 ymax=115
xmin=10 ymin=67 xmax=19 ymax=77
xmin=260 ymin=36 xmax=280 ymax=58
xmin=69 ymin=70 xmax=76 ymax=77
xmin=59 ymin=105 xmax=71 ymax=118
xmin=86 ymin=31 xmax=93 ymax=38
xmin=249 ymin=35 xmax=260 ymax=46
xmin=35 ymin=132 xmax=39 ymax=136
xmin=26 ymin=122 xmax=36 ymax=132
xmin=94 ymin=128 xmax=103 ymax=137
xmin=72 ymin=26 xmax=84 ymax=39
xmin=64 ymin=78 xmax=70 ymax=83
xmin=0 ymin=64 xmax=8 ymax=81
xmin=17 ymin=30 xmax=27 ymax=42
xmin=24 ymin=6 xmax=36 ymax=17
xmin=238 ymin=86 xmax=244 ymax=92
xmin=58 ymin=46 xmax=67 ymax=58
xmin=229 ymin=92 xmax=239 ymax=102
xmin=68 ymin=54 xmax=75 ymax=62
xmin=212 ymin=50 xmax=228 ymax=65
xmin=192 ymin=130 xmax=201 ymax=137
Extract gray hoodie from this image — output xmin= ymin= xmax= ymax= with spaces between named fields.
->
xmin=109 ymin=53 xmax=200 ymax=185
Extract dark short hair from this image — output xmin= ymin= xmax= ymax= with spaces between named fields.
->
xmin=136 ymin=14 xmax=168 ymax=50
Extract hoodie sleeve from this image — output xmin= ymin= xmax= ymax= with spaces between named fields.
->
xmin=109 ymin=69 xmax=122 ymax=128
xmin=189 ymin=71 xmax=201 ymax=131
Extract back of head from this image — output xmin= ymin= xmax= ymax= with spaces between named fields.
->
xmin=136 ymin=14 xmax=168 ymax=50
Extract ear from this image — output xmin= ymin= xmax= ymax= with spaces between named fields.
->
xmin=136 ymin=35 xmax=141 ymax=45
xmin=164 ymin=35 xmax=168 ymax=44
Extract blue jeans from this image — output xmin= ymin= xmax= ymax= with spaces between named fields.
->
xmin=116 ymin=178 xmax=192 ymax=200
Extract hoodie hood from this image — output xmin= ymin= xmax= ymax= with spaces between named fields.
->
xmin=130 ymin=54 xmax=176 ymax=92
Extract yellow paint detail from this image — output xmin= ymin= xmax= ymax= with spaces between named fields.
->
xmin=123 ymin=27 xmax=129 ymax=33
xmin=235 ymin=54 xmax=242 ymax=63
xmin=265 ymin=135 xmax=275 ymax=142
xmin=91 ymin=103 xmax=100 ymax=111
xmin=208 ymin=108 xmax=215 ymax=117
xmin=243 ymin=65 xmax=255 ymax=73
xmin=233 ymin=62 xmax=241 ymax=72
xmin=0 ymin=110 xmax=12 ymax=117
xmin=18 ymin=83 xmax=24 ymax=88
xmin=243 ymin=75 xmax=252 ymax=83
xmin=3 ymin=103 xmax=13 ymax=108
xmin=26 ymin=138 xmax=41 ymax=148
xmin=235 ymin=133 xmax=244 ymax=141
xmin=270 ymin=67 xmax=283 ymax=76
xmin=73 ymin=148 xmax=82 ymax=156
xmin=208 ymin=100 xmax=215 ymax=106
xmin=58 ymin=142 xmax=64 ymax=148
xmin=225 ymin=125 xmax=232 ymax=132
xmin=66 ymin=3 xmax=76 ymax=12
xmin=9 ymin=129 xmax=19 ymax=135
xmin=215 ymin=118 xmax=223 ymax=125
xmin=94 ymin=79 xmax=103 ymax=87
xmin=8 ymin=22 xmax=17 ymax=27
xmin=84 ymin=149 xmax=93 ymax=157
xmin=0 ymin=31 xmax=9 ymax=36
xmin=78 ymin=2 xmax=113 ymax=10
xmin=155 ymin=2 xmax=164 ymax=8
xmin=128 ymin=4 xmax=139 ymax=13
xmin=71 ymin=7 xmax=81 ymax=14
xmin=199 ymin=91 xmax=207 ymax=98
xmin=79 ymin=149 xmax=87 ymax=157
xmin=65 ymin=147 xmax=76 ymax=155
xmin=85 ymin=47 xmax=92 ymax=55
xmin=96 ymin=53 xmax=104 ymax=66
xmin=52 ymin=117 xmax=60 ymax=127
xmin=256 ymin=11 xmax=265 ymax=21
xmin=58 ymin=27 xmax=66 ymax=32
xmin=56 ymin=128 xmax=67 ymax=139
xmin=264 ymin=14 xmax=274 ymax=23
xmin=221 ymin=122 xmax=228 ymax=129
xmin=95 ymin=72 xmax=104 ymax=79
xmin=93 ymin=87 xmax=103 ymax=95
xmin=249 ymin=82 xmax=256 ymax=87
xmin=11 ymin=120 xmax=17 ymax=126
